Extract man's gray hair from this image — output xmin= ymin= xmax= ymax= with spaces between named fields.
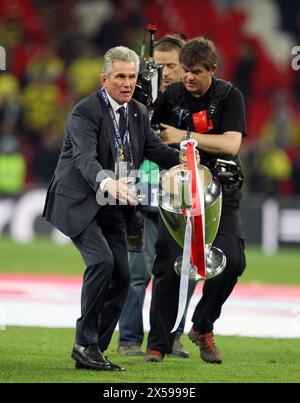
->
xmin=102 ymin=46 xmax=140 ymax=76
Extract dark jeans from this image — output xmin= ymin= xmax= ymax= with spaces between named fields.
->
xmin=118 ymin=210 xmax=196 ymax=347
xmin=147 ymin=206 xmax=246 ymax=354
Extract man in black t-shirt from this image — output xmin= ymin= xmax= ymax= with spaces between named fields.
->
xmin=145 ymin=37 xmax=247 ymax=364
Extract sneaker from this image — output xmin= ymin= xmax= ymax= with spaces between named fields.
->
xmin=117 ymin=345 xmax=145 ymax=356
xmin=144 ymin=349 xmax=165 ymax=362
xmin=199 ymin=332 xmax=222 ymax=364
xmin=168 ymin=338 xmax=190 ymax=358
xmin=188 ymin=327 xmax=200 ymax=345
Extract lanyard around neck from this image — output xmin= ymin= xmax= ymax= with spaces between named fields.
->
xmin=99 ymin=88 xmax=133 ymax=164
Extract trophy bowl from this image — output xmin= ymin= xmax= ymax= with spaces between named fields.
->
xmin=159 ymin=163 xmax=226 ymax=280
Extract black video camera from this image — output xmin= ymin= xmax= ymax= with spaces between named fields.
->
xmin=133 ymin=23 xmax=162 ymax=109
xmin=208 ymin=158 xmax=243 ymax=189
xmin=133 ymin=57 xmax=162 ymax=108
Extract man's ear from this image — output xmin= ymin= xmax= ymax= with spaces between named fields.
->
xmin=101 ymin=74 xmax=107 ymax=86
xmin=210 ymin=64 xmax=217 ymax=76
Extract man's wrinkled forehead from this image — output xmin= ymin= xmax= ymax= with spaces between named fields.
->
xmin=109 ymin=60 xmax=138 ymax=74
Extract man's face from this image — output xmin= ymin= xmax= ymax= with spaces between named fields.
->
xmin=154 ymin=49 xmax=183 ymax=91
xmin=101 ymin=60 xmax=137 ymax=104
xmin=181 ymin=63 xmax=216 ymax=97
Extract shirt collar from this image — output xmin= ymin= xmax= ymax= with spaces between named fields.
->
xmin=105 ymin=90 xmax=128 ymax=114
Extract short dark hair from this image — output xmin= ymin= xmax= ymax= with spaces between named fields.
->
xmin=154 ymin=34 xmax=185 ymax=53
xmin=179 ymin=37 xmax=217 ymax=71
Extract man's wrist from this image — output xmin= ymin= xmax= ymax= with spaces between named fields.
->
xmin=185 ymin=130 xmax=192 ymax=140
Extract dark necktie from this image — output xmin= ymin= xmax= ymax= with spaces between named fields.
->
xmin=117 ymin=106 xmax=130 ymax=161
xmin=117 ymin=106 xmax=127 ymax=140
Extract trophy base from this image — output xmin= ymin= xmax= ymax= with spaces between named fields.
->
xmin=205 ymin=246 xmax=227 ymax=279
xmin=174 ymin=246 xmax=226 ymax=281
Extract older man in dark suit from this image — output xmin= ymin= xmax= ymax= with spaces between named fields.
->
xmin=43 ymin=46 xmax=180 ymax=371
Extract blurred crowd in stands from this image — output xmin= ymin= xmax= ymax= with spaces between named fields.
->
xmin=1 ymin=0 xmax=300 ymax=197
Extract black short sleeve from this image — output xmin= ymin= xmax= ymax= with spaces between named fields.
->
xmin=219 ymin=87 xmax=247 ymax=137
xmin=151 ymin=89 xmax=180 ymax=129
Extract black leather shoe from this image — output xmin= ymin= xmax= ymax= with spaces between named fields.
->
xmin=75 ymin=357 xmax=125 ymax=371
xmin=104 ymin=356 xmax=125 ymax=371
xmin=71 ymin=343 xmax=110 ymax=370
xmin=75 ymin=361 xmax=92 ymax=370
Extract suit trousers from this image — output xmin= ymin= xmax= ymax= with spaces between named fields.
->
xmin=147 ymin=204 xmax=246 ymax=354
xmin=118 ymin=210 xmax=196 ymax=347
xmin=71 ymin=214 xmax=130 ymax=351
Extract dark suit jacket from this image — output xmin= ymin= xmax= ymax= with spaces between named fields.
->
xmin=43 ymin=91 xmax=179 ymax=237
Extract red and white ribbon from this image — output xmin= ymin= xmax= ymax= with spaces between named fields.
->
xmin=171 ymin=139 xmax=206 ymax=333
xmin=186 ymin=140 xmax=206 ymax=279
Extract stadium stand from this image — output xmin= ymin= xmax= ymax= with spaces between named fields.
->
xmin=0 ymin=0 xmax=299 ymax=195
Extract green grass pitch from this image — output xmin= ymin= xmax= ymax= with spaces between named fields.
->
xmin=0 ymin=237 xmax=300 ymax=383
xmin=1 ymin=327 xmax=300 ymax=383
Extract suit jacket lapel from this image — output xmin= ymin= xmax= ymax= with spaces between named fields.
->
xmin=97 ymin=92 xmax=140 ymax=168
xmin=97 ymin=92 xmax=117 ymax=162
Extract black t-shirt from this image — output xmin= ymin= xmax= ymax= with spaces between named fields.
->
xmin=152 ymin=77 xmax=247 ymax=205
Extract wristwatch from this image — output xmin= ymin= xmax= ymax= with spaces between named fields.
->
xmin=185 ymin=130 xmax=192 ymax=140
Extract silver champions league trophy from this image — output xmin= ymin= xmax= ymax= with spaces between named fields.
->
xmin=159 ymin=141 xmax=226 ymax=281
